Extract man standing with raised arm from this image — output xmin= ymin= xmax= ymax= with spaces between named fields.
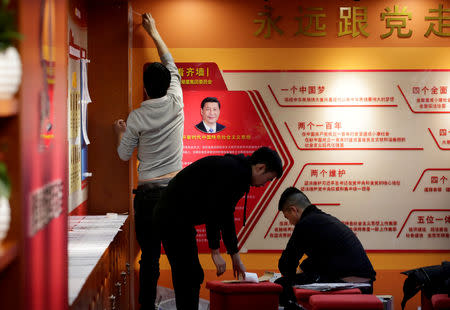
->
xmin=114 ymin=13 xmax=183 ymax=310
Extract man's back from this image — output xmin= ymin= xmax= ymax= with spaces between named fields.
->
xmin=153 ymin=153 xmax=254 ymax=259
xmin=280 ymin=205 xmax=376 ymax=280
xmin=155 ymin=154 xmax=252 ymax=225
xmin=117 ymin=53 xmax=183 ymax=181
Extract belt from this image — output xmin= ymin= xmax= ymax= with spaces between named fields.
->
xmin=133 ymin=182 xmax=167 ymax=194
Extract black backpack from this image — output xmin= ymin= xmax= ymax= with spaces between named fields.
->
xmin=400 ymin=261 xmax=450 ymax=310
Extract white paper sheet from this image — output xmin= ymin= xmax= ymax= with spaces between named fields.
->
xmin=295 ymin=282 xmax=372 ymax=291
xmin=80 ymin=59 xmax=91 ymax=145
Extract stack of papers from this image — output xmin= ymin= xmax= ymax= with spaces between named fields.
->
xmin=68 ymin=215 xmax=128 ymax=305
xmin=223 ymin=272 xmax=259 ymax=283
xmin=222 ymin=271 xmax=282 ymax=284
xmin=294 ymin=282 xmax=372 ymax=291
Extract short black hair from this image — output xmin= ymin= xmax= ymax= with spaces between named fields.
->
xmin=201 ymin=97 xmax=221 ymax=109
xmin=249 ymin=147 xmax=283 ymax=178
xmin=143 ymin=62 xmax=171 ymax=99
xmin=278 ymin=187 xmax=311 ymax=211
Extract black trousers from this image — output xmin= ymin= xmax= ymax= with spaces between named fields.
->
xmin=275 ymin=272 xmax=322 ymax=306
xmin=134 ymin=186 xmax=165 ymax=310
xmin=275 ymin=272 xmax=374 ymax=306
xmin=160 ymin=224 xmax=204 ymax=310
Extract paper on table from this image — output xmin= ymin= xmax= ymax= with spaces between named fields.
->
xmin=258 ymin=271 xmax=282 ymax=282
xmin=240 ymin=272 xmax=259 ymax=283
xmin=222 ymin=272 xmax=259 ymax=283
xmin=295 ymin=282 xmax=372 ymax=291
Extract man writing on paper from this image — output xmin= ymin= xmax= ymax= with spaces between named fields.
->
xmin=153 ymin=147 xmax=283 ymax=310
xmin=114 ymin=13 xmax=183 ymax=310
xmin=275 ymin=187 xmax=376 ymax=310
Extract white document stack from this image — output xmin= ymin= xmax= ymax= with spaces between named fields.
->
xmin=68 ymin=215 xmax=127 ymax=305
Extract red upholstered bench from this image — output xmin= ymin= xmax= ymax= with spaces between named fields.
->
xmin=206 ymin=281 xmax=282 ymax=310
xmin=294 ymin=288 xmax=362 ymax=309
xmin=421 ymin=291 xmax=450 ymax=310
xmin=431 ymin=294 xmax=450 ymax=310
xmin=422 ymin=291 xmax=434 ymax=310
xmin=308 ymin=294 xmax=383 ymax=310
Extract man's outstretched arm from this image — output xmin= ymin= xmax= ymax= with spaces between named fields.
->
xmin=142 ymin=13 xmax=169 ymax=59
xmin=142 ymin=12 xmax=182 ymax=102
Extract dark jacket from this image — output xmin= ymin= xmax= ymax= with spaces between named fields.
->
xmin=154 ymin=154 xmax=251 ymax=254
xmin=195 ymin=121 xmax=226 ymax=133
xmin=278 ymin=205 xmax=376 ymax=281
